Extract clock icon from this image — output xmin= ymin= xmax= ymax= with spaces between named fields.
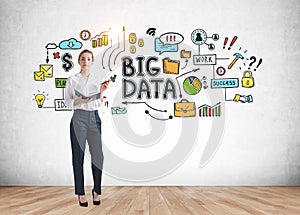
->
xmin=191 ymin=29 xmax=207 ymax=45
xmin=80 ymin=30 xmax=91 ymax=41
xmin=216 ymin=66 xmax=226 ymax=76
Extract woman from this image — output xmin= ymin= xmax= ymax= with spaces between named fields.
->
xmin=65 ymin=49 xmax=110 ymax=207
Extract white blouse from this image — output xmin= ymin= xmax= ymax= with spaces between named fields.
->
xmin=65 ymin=73 xmax=103 ymax=111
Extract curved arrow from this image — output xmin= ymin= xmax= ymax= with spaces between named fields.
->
xmin=102 ymin=39 xmax=113 ymax=69
xmin=90 ymin=28 xmax=111 ymax=41
xmin=145 ymin=110 xmax=173 ymax=121
xmin=181 ymin=59 xmax=188 ymax=69
xmin=114 ymin=26 xmax=126 ymax=65
xmin=109 ymin=36 xmax=119 ymax=71
xmin=122 ymin=101 xmax=167 ymax=112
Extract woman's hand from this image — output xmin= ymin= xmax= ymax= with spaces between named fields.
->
xmin=100 ymin=80 xmax=110 ymax=93
xmin=99 ymin=80 xmax=110 ymax=102
xmin=74 ymin=96 xmax=92 ymax=106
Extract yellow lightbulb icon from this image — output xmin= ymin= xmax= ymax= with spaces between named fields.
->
xmin=35 ymin=94 xmax=45 ymax=108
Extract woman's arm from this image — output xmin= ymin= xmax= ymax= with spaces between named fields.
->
xmin=74 ymin=97 xmax=92 ymax=106
xmin=99 ymin=80 xmax=110 ymax=102
xmin=65 ymin=78 xmax=91 ymax=108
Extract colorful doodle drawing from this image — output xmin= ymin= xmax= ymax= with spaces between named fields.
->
xmin=198 ymin=103 xmax=221 ymax=117
xmin=241 ymin=71 xmax=255 ymax=88
xmin=248 ymin=56 xmax=263 ymax=71
xmin=193 ymin=54 xmax=217 ymax=65
xmin=35 ymin=94 xmax=45 ymax=108
xmin=180 ymin=50 xmax=191 ymax=59
xmin=59 ymin=38 xmax=82 ymax=49
xmin=34 ymin=71 xmax=44 ymax=81
xmin=145 ymin=110 xmax=173 ymax=121
xmin=33 ymin=90 xmax=49 ymax=108
xmin=183 ymin=76 xmax=202 ymax=95
xmin=174 ymin=99 xmax=196 ymax=117
xmin=34 ymin=64 xmax=53 ymax=81
xmin=159 ymin=32 xmax=184 ymax=45
xmin=146 ymin=28 xmax=156 ymax=36
xmin=79 ymin=30 xmax=91 ymax=41
xmin=54 ymin=99 xmax=72 ymax=111
xmin=155 ymin=38 xmax=178 ymax=55
xmin=114 ymin=26 xmax=126 ymax=65
xmin=223 ymin=36 xmax=238 ymax=50
xmin=61 ymin=53 xmax=74 ymax=72
xmin=228 ymin=52 xmax=244 ymax=69
xmin=163 ymin=58 xmax=180 ymax=74
xmin=191 ymin=29 xmax=219 ymax=51
xmin=55 ymin=78 xmax=67 ymax=88
xmin=233 ymin=94 xmax=253 ymax=103
xmin=129 ymin=33 xmax=137 ymax=44
xmin=53 ymin=52 xmax=60 ymax=59
xmin=111 ymin=106 xmax=127 ymax=115
xmin=45 ymin=43 xmax=57 ymax=49
xmin=122 ymin=101 xmax=166 ymax=112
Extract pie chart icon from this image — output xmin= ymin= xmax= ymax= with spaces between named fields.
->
xmin=183 ymin=76 xmax=202 ymax=95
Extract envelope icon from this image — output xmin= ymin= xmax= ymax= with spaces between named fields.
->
xmin=163 ymin=58 xmax=179 ymax=75
xmin=40 ymin=64 xmax=53 ymax=78
xmin=111 ymin=107 xmax=127 ymax=115
xmin=34 ymin=71 xmax=45 ymax=81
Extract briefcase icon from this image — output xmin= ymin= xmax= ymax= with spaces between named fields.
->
xmin=174 ymin=99 xmax=196 ymax=117
xmin=163 ymin=58 xmax=179 ymax=75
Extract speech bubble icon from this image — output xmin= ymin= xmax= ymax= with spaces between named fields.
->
xmin=159 ymin=32 xmax=184 ymax=45
xmin=155 ymin=38 xmax=178 ymax=55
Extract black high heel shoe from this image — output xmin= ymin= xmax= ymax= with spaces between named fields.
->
xmin=78 ymin=196 xmax=88 ymax=207
xmin=92 ymin=189 xmax=101 ymax=205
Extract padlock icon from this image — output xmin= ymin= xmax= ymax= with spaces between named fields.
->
xmin=242 ymin=71 xmax=254 ymax=88
xmin=129 ymin=33 xmax=136 ymax=44
xmin=138 ymin=39 xmax=144 ymax=47
xmin=130 ymin=45 xmax=136 ymax=54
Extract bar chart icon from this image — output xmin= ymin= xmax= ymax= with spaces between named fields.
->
xmin=198 ymin=102 xmax=221 ymax=117
xmin=92 ymin=34 xmax=109 ymax=48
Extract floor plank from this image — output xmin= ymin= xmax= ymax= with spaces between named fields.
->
xmin=158 ymin=186 xmax=192 ymax=215
xmin=149 ymin=186 xmax=172 ymax=215
xmin=127 ymin=187 xmax=149 ymax=215
xmin=0 ymin=186 xmax=299 ymax=214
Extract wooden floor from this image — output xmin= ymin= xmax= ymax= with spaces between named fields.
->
xmin=0 ymin=186 xmax=299 ymax=215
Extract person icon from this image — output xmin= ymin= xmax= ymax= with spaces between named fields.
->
xmin=196 ymin=33 xmax=202 ymax=41
xmin=208 ymin=43 xmax=215 ymax=50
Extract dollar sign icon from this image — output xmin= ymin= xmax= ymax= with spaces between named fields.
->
xmin=62 ymin=53 xmax=74 ymax=72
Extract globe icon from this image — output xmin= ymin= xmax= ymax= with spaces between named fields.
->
xmin=183 ymin=76 xmax=202 ymax=95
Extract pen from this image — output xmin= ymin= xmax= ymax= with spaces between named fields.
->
xmin=101 ymin=80 xmax=110 ymax=85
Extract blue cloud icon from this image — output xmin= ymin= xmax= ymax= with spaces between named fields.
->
xmin=59 ymin=38 xmax=82 ymax=49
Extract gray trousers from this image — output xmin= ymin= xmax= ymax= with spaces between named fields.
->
xmin=70 ymin=109 xmax=103 ymax=195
